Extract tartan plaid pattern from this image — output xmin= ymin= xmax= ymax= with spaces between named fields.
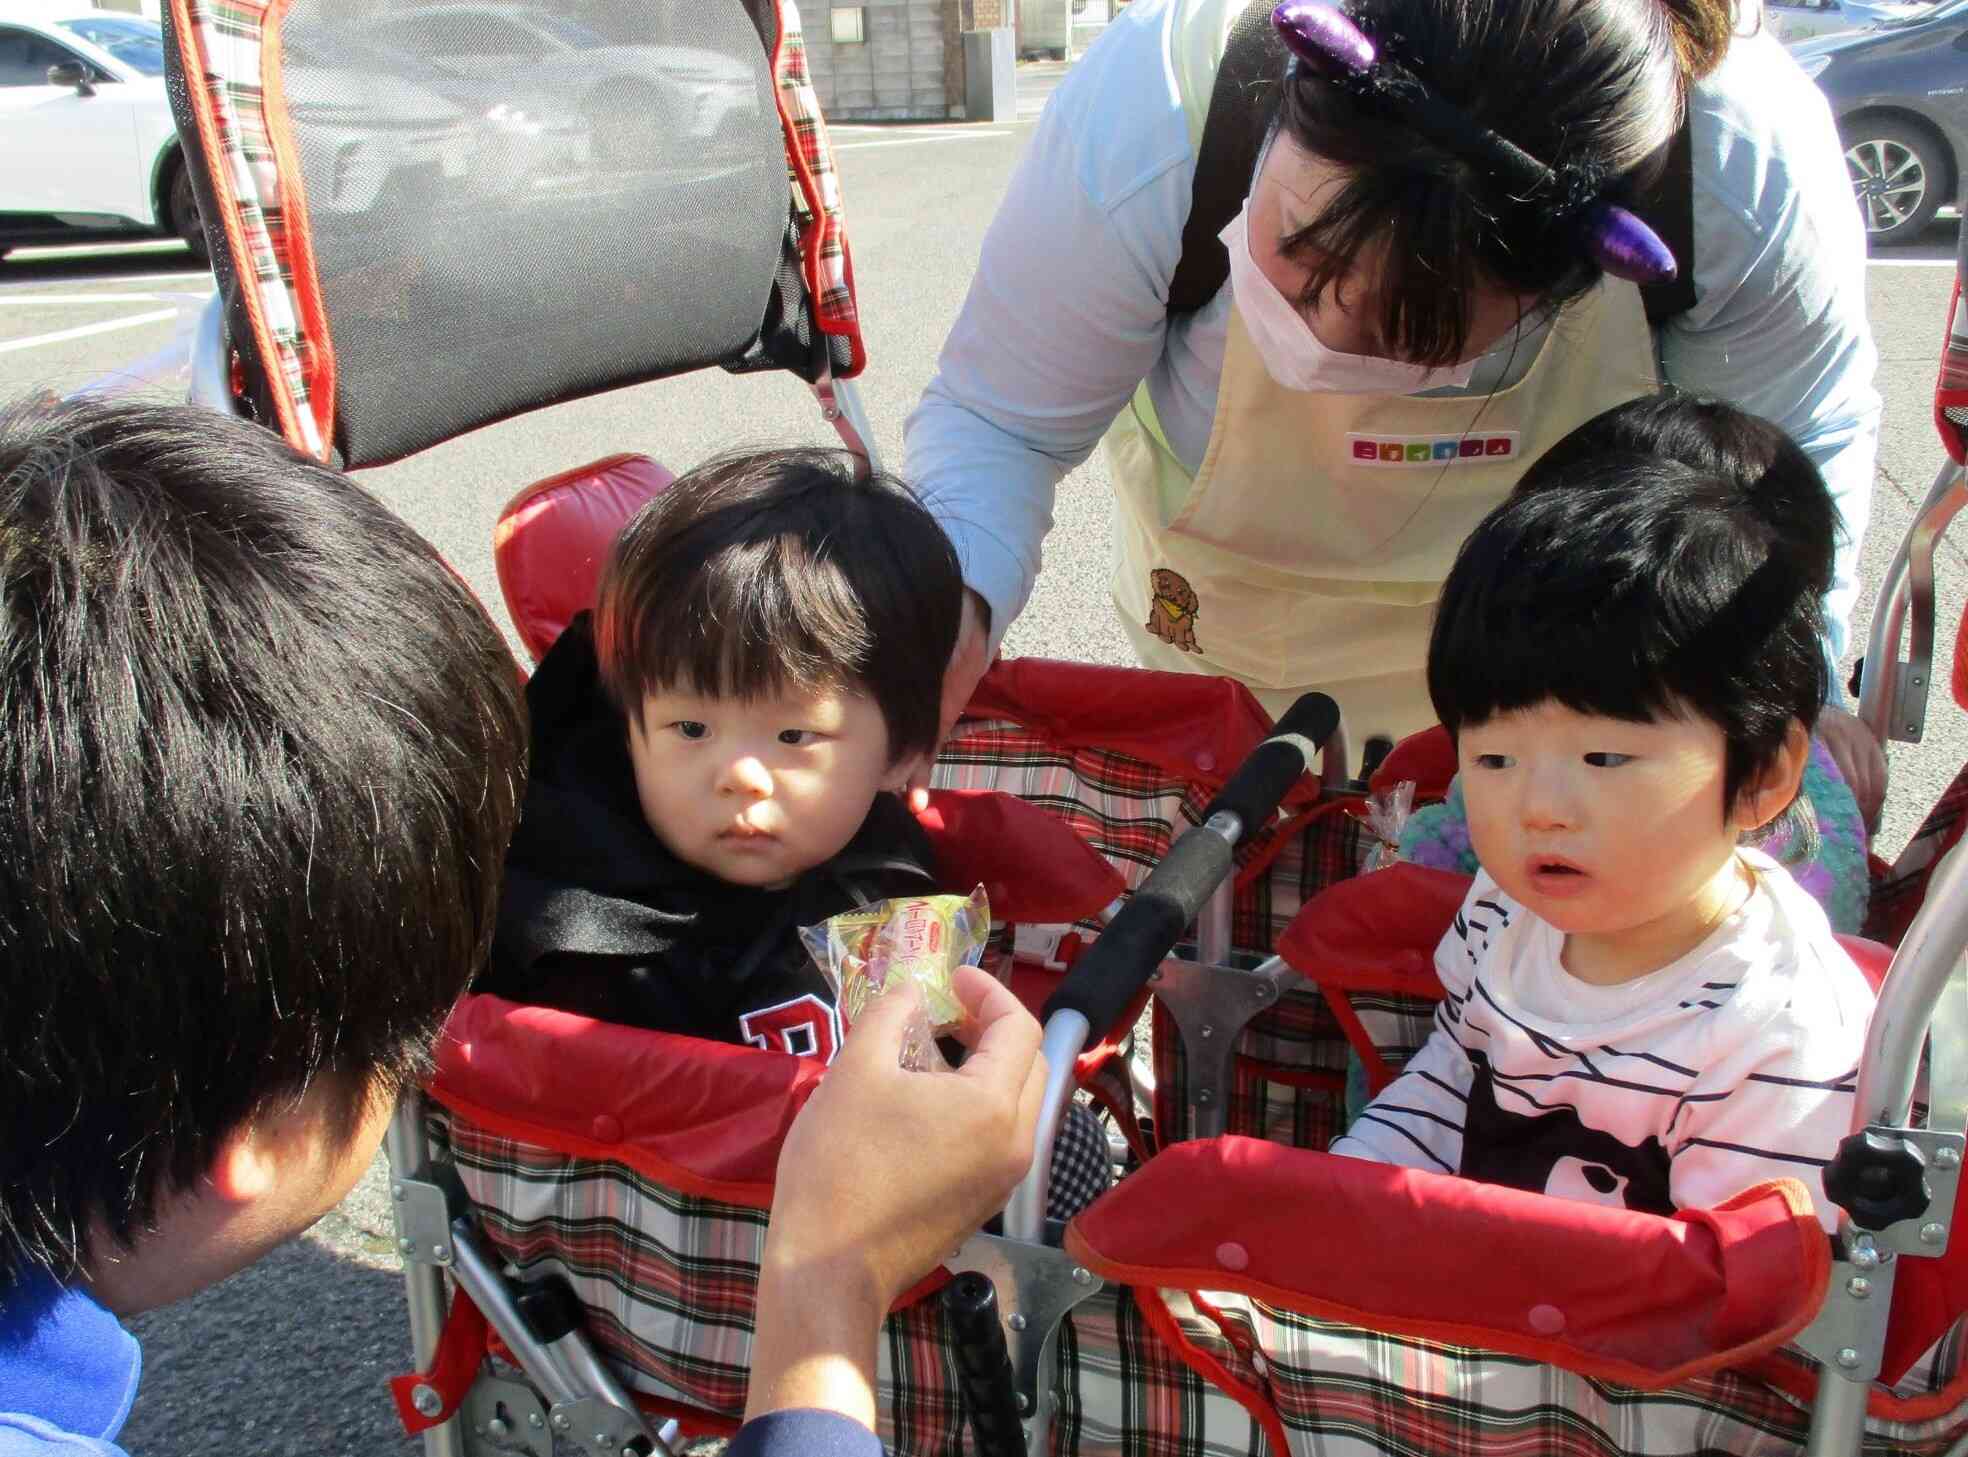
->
xmin=1227 ymin=1297 xmax=1968 ymax=1456
xmin=770 ymin=0 xmax=864 ymax=365
xmin=1866 ymin=761 xmax=1968 ymax=947
xmin=1055 ymin=1289 xmax=1271 ymax=1457
xmin=433 ymin=1108 xmax=973 ymax=1453
xmin=175 ymin=0 xmax=327 ymax=457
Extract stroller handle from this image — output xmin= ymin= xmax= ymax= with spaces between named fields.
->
xmin=1039 ymin=692 xmax=1339 ymax=1039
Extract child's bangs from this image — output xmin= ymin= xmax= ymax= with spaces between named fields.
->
xmin=624 ymin=534 xmax=873 ymax=708
xmin=1430 ymin=582 xmax=1688 ymax=732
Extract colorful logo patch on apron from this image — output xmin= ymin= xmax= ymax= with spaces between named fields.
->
xmin=1347 ymin=432 xmax=1520 ymax=467
xmin=1146 ymin=567 xmax=1201 ymax=654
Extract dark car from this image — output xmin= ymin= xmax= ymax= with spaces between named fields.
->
xmin=1794 ymin=0 xmax=1968 ymax=244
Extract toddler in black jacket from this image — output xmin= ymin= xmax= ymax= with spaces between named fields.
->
xmin=484 ymin=449 xmax=956 ymax=1059
xmin=482 ymin=450 xmax=1111 ymax=1217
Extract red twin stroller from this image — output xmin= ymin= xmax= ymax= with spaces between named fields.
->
xmin=162 ymin=0 xmax=1968 ymax=1452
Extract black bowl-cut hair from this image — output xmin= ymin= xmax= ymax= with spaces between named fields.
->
xmin=594 ymin=449 xmax=962 ymax=766
xmin=1428 ymin=395 xmax=1836 ymax=810
xmin=0 ymin=397 xmax=525 ymax=1287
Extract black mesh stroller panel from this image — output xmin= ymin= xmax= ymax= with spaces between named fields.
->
xmin=275 ymin=1 xmax=788 ymax=466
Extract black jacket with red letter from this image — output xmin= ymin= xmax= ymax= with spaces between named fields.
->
xmin=480 ymin=614 xmax=938 ymax=1059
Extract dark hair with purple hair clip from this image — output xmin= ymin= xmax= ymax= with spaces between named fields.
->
xmin=1270 ymin=1 xmax=1677 ymax=286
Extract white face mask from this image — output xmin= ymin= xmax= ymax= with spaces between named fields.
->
xmin=1218 ymin=201 xmax=1479 ymax=396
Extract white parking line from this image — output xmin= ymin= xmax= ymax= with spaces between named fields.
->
xmin=0 ymin=272 xmax=213 ymax=290
xmin=0 ymin=294 xmax=185 ymax=306
xmin=4 ymin=239 xmax=187 ymax=260
xmin=829 ymin=122 xmax=974 ymax=134
xmin=832 ymin=130 xmax=1010 ymax=150
xmin=1868 ymin=258 xmax=1958 ymax=269
xmin=0 ymin=308 xmax=179 ymax=355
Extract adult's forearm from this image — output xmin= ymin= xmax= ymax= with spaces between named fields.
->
xmin=744 ymin=1254 xmax=887 ymax=1430
xmin=906 ymin=384 xmax=1069 ymax=651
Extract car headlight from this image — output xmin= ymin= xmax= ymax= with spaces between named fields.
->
xmin=1796 ymin=53 xmax=1833 ymax=80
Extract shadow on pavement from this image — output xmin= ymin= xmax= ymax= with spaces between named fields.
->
xmin=119 ymin=1231 xmax=418 ymax=1457
xmin=1869 ymin=213 xmax=1961 ymax=263
xmin=0 ymin=242 xmax=212 ymax=285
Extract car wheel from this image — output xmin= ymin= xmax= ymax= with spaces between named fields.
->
xmin=167 ymin=157 xmax=211 ymax=264
xmin=1842 ymin=119 xmax=1947 ymax=245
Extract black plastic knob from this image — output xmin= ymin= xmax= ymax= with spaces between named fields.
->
xmin=1824 ymin=1130 xmax=1930 ymax=1231
xmin=516 ymin=1273 xmax=584 ymax=1342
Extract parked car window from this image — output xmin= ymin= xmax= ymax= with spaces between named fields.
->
xmin=532 ymin=13 xmax=610 ymax=48
xmin=56 ymin=16 xmax=166 ymax=77
xmin=0 ymin=27 xmax=84 ymax=87
xmin=387 ymin=12 xmax=543 ymax=57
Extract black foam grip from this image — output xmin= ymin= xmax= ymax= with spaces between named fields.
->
xmin=1041 ymin=830 xmax=1235 ymax=1035
xmin=941 ymin=1273 xmax=1025 ymax=1457
xmin=1202 ymin=692 xmax=1340 ymax=831
xmin=517 ymin=1275 xmax=583 ymax=1343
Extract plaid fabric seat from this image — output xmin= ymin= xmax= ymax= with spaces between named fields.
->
xmin=1866 ymin=763 xmax=1968 ymax=948
xmin=434 ymin=1082 xmax=1968 ymax=1457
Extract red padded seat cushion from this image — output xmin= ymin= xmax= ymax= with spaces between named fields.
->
xmin=1065 ymin=1137 xmax=1828 ymax=1390
xmin=1276 ymin=861 xmax=1469 ymax=995
xmin=1368 ymin=724 xmax=1458 ymax=801
xmin=965 ymin=658 xmax=1322 ymax=808
xmin=432 ymin=994 xmax=821 ymax=1205
xmin=494 ymin=453 xmax=674 ymax=663
xmin=917 ymin=788 xmax=1124 ymax=926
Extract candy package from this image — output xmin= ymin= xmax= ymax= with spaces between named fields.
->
xmin=801 ymin=886 xmax=990 ymax=1070
xmin=1353 ymin=779 xmax=1416 ymax=873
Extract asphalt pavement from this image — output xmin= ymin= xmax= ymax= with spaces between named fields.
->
xmin=2 ymin=56 xmax=1965 ymax=1455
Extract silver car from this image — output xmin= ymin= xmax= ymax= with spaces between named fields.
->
xmin=1764 ymin=0 xmax=1938 ymax=44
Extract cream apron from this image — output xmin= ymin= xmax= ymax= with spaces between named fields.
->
xmin=1105 ymin=0 xmax=1662 ymax=741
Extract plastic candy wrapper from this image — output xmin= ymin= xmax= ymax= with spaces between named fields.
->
xmin=801 ymin=886 xmax=990 ymax=1071
xmin=1353 ymin=780 xmax=1415 ymax=873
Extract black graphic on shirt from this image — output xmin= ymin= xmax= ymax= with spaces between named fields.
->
xmin=1459 ymin=1049 xmax=1674 ymax=1215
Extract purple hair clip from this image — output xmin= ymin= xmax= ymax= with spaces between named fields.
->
xmin=1271 ymin=1 xmax=1375 ymax=77
xmin=1269 ymin=2 xmax=1679 ymax=287
xmin=1581 ymin=201 xmax=1678 ymax=285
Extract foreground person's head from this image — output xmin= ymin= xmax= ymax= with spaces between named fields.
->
xmin=0 ymin=397 xmax=525 ymax=1311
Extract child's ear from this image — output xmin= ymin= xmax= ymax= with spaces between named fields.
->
xmin=1734 ymin=720 xmax=1811 ymax=833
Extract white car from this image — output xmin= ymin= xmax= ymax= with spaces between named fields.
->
xmin=0 ymin=13 xmax=204 ymax=262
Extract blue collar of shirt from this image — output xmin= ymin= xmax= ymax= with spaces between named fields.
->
xmin=0 ymin=1268 xmax=140 ymax=1442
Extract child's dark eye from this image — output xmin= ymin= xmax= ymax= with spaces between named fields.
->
xmin=1584 ymin=752 xmax=1633 ymax=768
xmin=1473 ymin=753 xmax=1514 ymax=770
xmin=778 ymin=729 xmax=815 ymax=746
xmin=673 ymin=721 xmax=708 ymax=741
